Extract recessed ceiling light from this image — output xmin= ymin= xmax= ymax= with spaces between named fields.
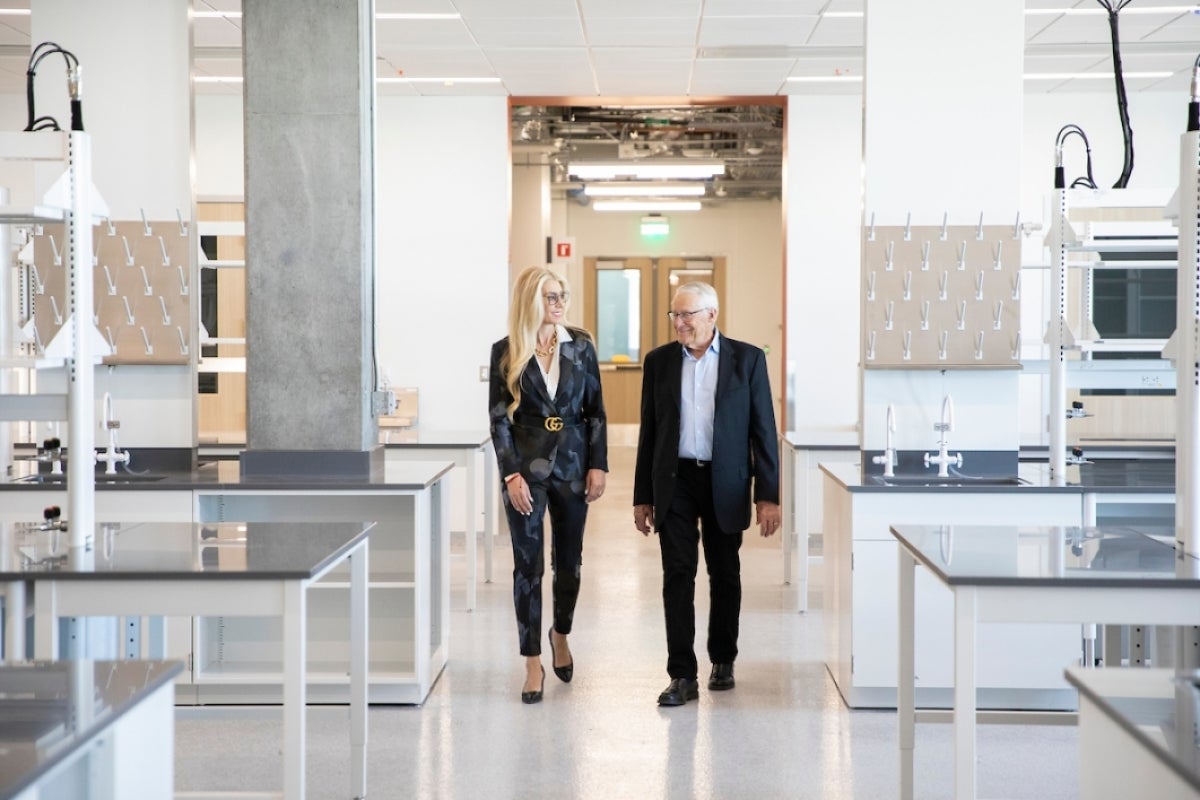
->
xmin=593 ymin=200 xmax=703 ymax=212
xmin=584 ymin=182 xmax=707 ymax=197
xmin=0 ymin=9 xmax=31 ymax=15
xmin=569 ymin=160 xmax=725 ymax=180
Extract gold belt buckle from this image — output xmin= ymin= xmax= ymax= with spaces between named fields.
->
xmin=544 ymin=416 xmax=564 ymax=432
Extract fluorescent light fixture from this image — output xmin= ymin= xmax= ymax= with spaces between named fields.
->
xmin=1026 ymin=6 xmax=1199 ymax=14
xmin=0 ymin=9 xmax=31 ymax=15
xmin=570 ymin=160 xmax=724 ymax=180
xmin=593 ymin=200 xmax=702 ymax=212
xmin=641 ymin=215 xmax=670 ymax=237
xmin=1025 ymin=72 xmax=1173 ymax=80
xmin=786 ymin=75 xmax=863 ymax=83
xmin=584 ymin=182 xmax=706 ymax=197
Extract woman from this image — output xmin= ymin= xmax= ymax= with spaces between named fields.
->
xmin=488 ymin=266 xmax=608 ymax=704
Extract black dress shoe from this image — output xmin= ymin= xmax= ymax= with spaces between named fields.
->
xmin=521 ymin=666 xmax=545 ymax=704
xmin=657 ymin=677 xmax=699 ymax=707
xmin=708 ymin=663 xmax=735 ymax=691
xmin=549 ymin=631 xmax=573 ymax=683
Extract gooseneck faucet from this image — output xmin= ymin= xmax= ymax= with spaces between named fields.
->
xmin=871 ymin=404 xmax=897 ymax=477
xmin=94 ymin=392 xmax=130 ymax=474
xmin=923 ymin=394 xmax=963 ymax=478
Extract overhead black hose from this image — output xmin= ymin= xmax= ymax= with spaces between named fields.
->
xmin=1188 ymin=53 xmax=1200 ymax=133
xmin=1097 ymin=0 xmax=1134 ymax=188
xmin=24 ymin=41 xmax=82 ymax=133
xmin=1054 ymin=124 xmax=1097 ymax=190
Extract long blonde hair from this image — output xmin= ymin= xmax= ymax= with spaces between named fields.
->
xmin=502 ymin=266 xmax=571 ymax=420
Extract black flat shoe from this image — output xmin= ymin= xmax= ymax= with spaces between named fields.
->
xmin=548 ymin=631 xmax=574 ymax=683
xmin=708 ymin=662 xmax=735 ymax=691
xmin=657 ymin=677 xmax=699 ymax=707
xmin=521 ymin=666 xmax=545 ymax=704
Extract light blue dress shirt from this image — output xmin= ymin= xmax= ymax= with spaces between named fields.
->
xmin=678 ymin=331 xmax=720 ymax=461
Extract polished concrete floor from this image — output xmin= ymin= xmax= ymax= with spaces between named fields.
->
xmin=175 ymin=445 xmax=1079 ymax=799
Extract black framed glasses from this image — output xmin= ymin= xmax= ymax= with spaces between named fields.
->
xmin=667 ymin=308 xmax=710 ymax=322
xmin=543 ymin=292 xmax=570 ymax=306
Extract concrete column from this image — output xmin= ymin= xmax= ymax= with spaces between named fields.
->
xmin=241 ymin=0 xmax=378 ymax=476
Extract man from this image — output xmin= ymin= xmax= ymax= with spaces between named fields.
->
xmin=633 ymin=282 xmax=781 ymax=707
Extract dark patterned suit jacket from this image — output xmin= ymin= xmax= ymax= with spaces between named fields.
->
xmin=633 ymin=332 xmax=779 ymax=534
xmin=489 ymin=327 xmax=608 ymax=487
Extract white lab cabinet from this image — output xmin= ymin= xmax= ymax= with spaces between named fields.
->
xmin=822 ymin=466 xmax=1084 ymax=709
xmin=192 ymin=481 xmax=449 ymax=704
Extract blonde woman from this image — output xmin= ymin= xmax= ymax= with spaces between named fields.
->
xmin=488 ymin=266 xmax=608 ymax=704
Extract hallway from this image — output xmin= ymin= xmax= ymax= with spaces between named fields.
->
xmin=175 ymin=444 xmax=1079 ymax=799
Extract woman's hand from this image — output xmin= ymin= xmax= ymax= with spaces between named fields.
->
xmin=506 ymin=474 xmax=534 ymax=516
xmin=585 ymin=468 xmax=606 ymax=503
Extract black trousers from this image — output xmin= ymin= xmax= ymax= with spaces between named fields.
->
xmin=503 ymin=474 xmax=589 ymax=656
xmin=657 ymin=459 xmax=744 ymax=680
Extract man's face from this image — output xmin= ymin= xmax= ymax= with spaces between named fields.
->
xmin=670 ymin=294 xmax=717 ymax=351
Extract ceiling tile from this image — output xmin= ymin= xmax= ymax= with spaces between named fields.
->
xmin=378 ymin=47 xmax=495 ymax=78
xmin=699 ymin=16 xmax=819 ymax=47
xmin=785 ymin=56 xmax=863 ymax=79
xmin=465 ymin=16 xmax=585 ymax=47
xmin=195 ymin=0 xmax=242 ymax=13
xmin=194 ymin=57 xmax=242 ymax=78
xmin=375 ymin=0 xmax=458 ymax=12
xmin=597 ymin=75 xmax=692 ymax=95
xmin=584 ymin=17 xmax=699 ymax=47
xmin=193 ymin=18 xmax=242 ymax=48
xmin=580 ymin=0 xmax=700 ymax=19
xmin=705 ymin=0 xmax=826 ymax=13
xmin=504 ymin=74 xmax=597 ymax=95
xmin=591 ymin=47 xmax=694 ymax=67
xmin=375 ymin=18 xmax=477 ymax=48
xmin=806 ymin=16 xmax=863 ymax=47
xmin=692 ymin=58 xmax=796 ymax=80
xmin=486 ymin=47 xmax=594 ymax=74
xmin=450 ymin=0 xmax=578 ymax=17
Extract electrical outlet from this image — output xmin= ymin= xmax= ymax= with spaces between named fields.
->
xmin=479 ymin=366 xmax=488 ymax=382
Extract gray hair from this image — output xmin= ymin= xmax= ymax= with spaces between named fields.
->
xmin=674 ymin=281 xmax=719 ymax=313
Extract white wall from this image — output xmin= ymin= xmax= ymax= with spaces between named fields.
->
xmin=195 ymin=94 xmax=244 ymax=198
xmin=786 ymin=94 xmax=864 ymax=433
xmin=375 ymin=96 xmax=510 ymax=431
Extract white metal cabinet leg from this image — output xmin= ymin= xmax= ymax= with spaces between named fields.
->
xmin=282 ymin=580 xmax=306 ymax=800
xmin=350 ymin=543 xmax=369 ymax=800
xmin=781 ymin=441 xmax=792 ymax=586
xmin=482 ymin=445 xmax=495 ymax=583
xmin=465 ymin=454 xmax=478 ymax=611
xmin=4 ymin=581 xmax=24 ymax=661
xmin=898 ymin=547 xmax=916 ymax=800
xmin=954 ymin=587 xmax=978 ymax=800
xmin=33 ymin=582 xmax=57 ymax=659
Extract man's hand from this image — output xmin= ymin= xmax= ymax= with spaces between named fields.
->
xmin=585 ymin=469 xmax=606 ymax=503
xmin=756 ymin=501 xmax=782 ymax=538
xmin=633 ymin=504 xmax=654 ymax=536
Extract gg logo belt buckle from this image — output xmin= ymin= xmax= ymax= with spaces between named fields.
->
xmin=544 ymin=416 xmax=564 ymax=432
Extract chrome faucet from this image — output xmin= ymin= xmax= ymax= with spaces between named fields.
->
xmin=94 ymin=392 xmax=131 ymax=475
xmin=871 ymin=404 xmax=897 ymax=477
xmin=923 ymin=394 xmax=963 ymax=477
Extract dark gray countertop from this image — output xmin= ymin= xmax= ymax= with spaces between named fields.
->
xmin=890 ymin=524 xmax=1198 ymax=588
xmin=1 ymin=458 xmax=454 ymax=492
xmin=1064 ymin=667 xmax=1200 ymax=794
xmin=3 ymin=521 xmax=373 ymax=581
xmin=821 ymin=459 xmax=1176 ymax=494
xmin=0 ymin=660 xmax=184 ymax=800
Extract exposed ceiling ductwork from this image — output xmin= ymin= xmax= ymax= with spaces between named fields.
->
xmin=512 ymin=104 xmax=784 ymax=203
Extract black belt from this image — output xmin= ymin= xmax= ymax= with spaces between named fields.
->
xmin=514 ymin=414 xmax=582 ymax=432
xmin=678 ymin=458 xmax=711 ymax=468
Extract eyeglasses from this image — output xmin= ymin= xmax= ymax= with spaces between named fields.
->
xmin=667 ymin=308 xmax=710 ymax=322
xmin=543 ymin=292 xmax=570 ymax=306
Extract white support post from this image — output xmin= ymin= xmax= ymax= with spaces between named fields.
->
xmin=65 ymin=132 xmax=94 ymax=551
xmin=1048 ymin=188 xmax=1069 ymax=485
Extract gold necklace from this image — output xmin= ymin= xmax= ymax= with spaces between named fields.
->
xmin=534 ymin=331 xmax=557 ymax=358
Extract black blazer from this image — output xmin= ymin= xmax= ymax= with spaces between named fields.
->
xmin=633 ymin=333 xmax=779 ymax=534
xmin=489 ymin=327 xmax=608 ymax=485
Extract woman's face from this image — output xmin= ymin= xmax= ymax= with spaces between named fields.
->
xmin=541 ymin=280 xmax=568 ymax=326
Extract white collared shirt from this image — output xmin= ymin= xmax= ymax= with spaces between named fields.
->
xmin=679 ymin=331 xmax=720 ymax=460
xmin=537 ymin=324 xmax=572 ymax=399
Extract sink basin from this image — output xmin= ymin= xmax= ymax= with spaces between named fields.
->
xmin=13 ymin=474 xmax=166 ymax=484
xmin=867 ymin=475 xmax=1028 ymax=487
